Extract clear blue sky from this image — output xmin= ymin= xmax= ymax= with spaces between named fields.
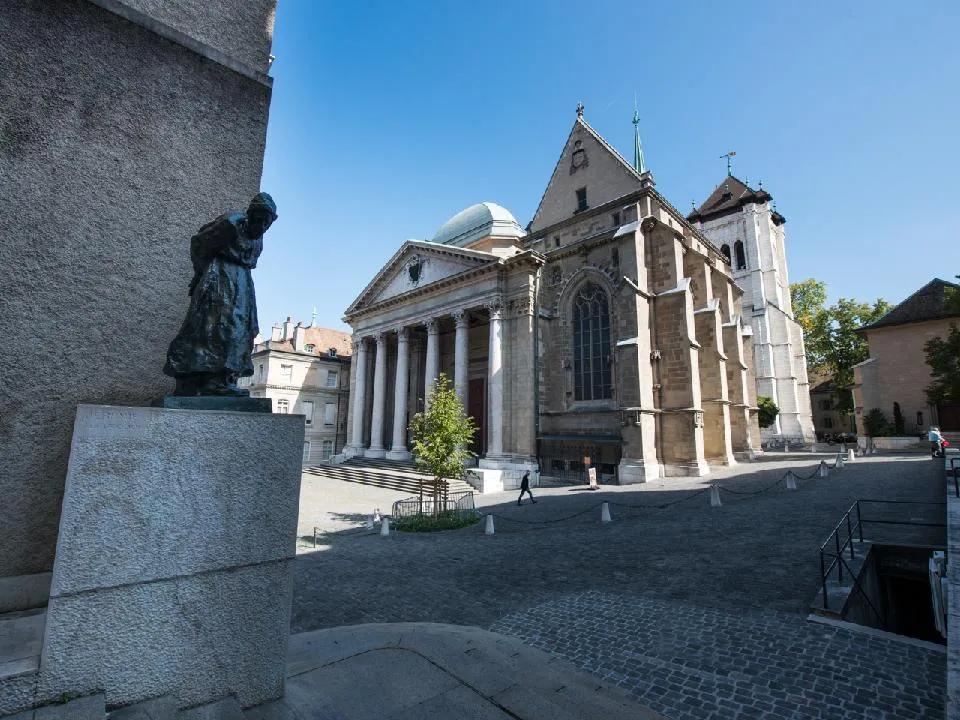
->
xmin=256 ymin=1 xmax=958 ymax=333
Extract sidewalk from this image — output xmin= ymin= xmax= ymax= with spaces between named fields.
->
xmin=249 ymin=623 xmax=667 ymax=720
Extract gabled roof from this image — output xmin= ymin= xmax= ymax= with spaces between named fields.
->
xmin=687 ymin=175 xmax=783 ymax=225
xmin=861 ymin=278 xmax=960 ymax=331
xmin=527 ymin=116 xmax=647 ymax=233
xmin=343 ymin=240 xmax=500 ymax=319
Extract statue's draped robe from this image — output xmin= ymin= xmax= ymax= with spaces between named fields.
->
xmin=164 ymin=213 xmax=262 ymax=378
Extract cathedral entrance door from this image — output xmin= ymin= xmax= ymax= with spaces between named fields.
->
xmin=468 ymin=378 xmax=485 ymax=456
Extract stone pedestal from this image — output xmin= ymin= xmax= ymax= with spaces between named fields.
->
xmin=38 ymin=404 xmax=304 ymax=710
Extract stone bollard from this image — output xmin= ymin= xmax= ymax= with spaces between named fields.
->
xmin=819 ymin=461 xmax=828 ymax=478
xmin=784 ymin=441 xmax=790 ymax=453
xmin=365 ymin=516 xmax=374 ymax=530
xmin=380 ymin=517 xmax=390 ymax=536
xmin=601 ymin=502 xmax=612 ymax=522
xmin=785 ymin=472 xmax=797 ymax=490
xmin=837 ymin=454 xmax=845 ymax=469
xmin=485 ymin=514 xmax=495 ymax=535
xmin=847 ymin=448 xmax=855 ymax=462
xmin=710 ymin=485 xmax=722 ymax=507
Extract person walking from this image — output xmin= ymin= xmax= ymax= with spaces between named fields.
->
xmin=518 ymin=471 xmax=536 ymax=505
xmin=929 ymin=426 xmax=946 ymax=457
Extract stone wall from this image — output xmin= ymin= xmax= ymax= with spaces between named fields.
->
xmin=856 ymin=318 xmax=957 ymax=434
xmin=0 ymin=1 xmax=273 ymax=586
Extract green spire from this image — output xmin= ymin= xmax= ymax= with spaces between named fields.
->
xmin=632 ymin=105 xmax=646 ymax=174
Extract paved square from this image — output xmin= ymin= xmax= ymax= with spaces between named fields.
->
xmin=294 ymin=454 xmax=946 ymax=719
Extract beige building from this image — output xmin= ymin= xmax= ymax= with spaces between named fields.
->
xmin=339 ymin=108 xmax=762 ymax=491
xmin=853 ymin=278 xmax=960 ymax=436
xmin=688 ymin=177 xmax=815 ymax=445
xmin=240 ymin=319 xmax=352 ymax=464
xmin=809 ymin=379 xmax=856 ymax=440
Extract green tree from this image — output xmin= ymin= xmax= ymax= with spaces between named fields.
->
xmin=409 ymin=374 xmax=477 ymax=515
xmin=863 ymin=408 xmax=894 ymax=437
xmin=924 ymin=324 xmax=960 ymax=405
xmin=790 ymin=279 xmax=891 ymax=387
xmin=757 ymin=396 xmax=779 ymax=429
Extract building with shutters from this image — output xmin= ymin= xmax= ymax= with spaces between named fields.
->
xmin=240 ymin=318 xmax=352 ymax=464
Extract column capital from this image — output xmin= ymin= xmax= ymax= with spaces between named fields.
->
xmin=486 ymin=297 xmax=504 ymax=320
xmin=373 ymin=331 xmax=386 ymax=345
xmin=425 ymin=318 xmax=440 ymax=334
xmin=396 ymin=326 xmax=409 ymax=342
xmin=352 ymin=335 xmax=368 ymax=354
xmin=452 ymin=310 xmax=469 ymax=329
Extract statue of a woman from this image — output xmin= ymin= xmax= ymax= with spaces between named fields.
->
xmin=163 ymin=192 xmax=277 ymax=396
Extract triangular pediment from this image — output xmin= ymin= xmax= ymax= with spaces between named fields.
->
xmin=528 ymin=117 xmax=645 ymax=233
xmin=345 ymin=240 xmax=500 ymax=317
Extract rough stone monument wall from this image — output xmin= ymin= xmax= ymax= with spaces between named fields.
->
xmin=0 ymin=0 xmax=276 ymax=602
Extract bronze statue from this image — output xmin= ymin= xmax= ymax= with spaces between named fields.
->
xmin=164 ymin=192 xmax=277 ymax=396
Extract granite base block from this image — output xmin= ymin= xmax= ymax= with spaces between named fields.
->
xmin=39 ymin=404 xmax=303 ymax=709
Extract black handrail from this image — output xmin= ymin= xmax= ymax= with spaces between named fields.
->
xmin=817 ymin=499 xmax=946 ymax=622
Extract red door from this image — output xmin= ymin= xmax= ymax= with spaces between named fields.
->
xmin=468 ymin=378 xmax=485 ymax=456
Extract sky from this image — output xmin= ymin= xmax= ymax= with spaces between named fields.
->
xmin=256 ymin=1 xmax=959 ymax=333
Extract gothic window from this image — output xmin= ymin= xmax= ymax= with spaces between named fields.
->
xmin=720 ymin=244 xmax=731 ymax=263
xmin=572 ymin=283 xmax=612 ymax=401
xmin=734 ymin=240 xmax=746 ymax=270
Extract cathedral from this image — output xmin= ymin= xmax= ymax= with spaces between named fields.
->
xmin=340 ymin=106 xmax=810 ymax=491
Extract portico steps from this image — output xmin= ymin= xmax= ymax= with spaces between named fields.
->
xmin=304 ymin=457 xmax=474 ymax=496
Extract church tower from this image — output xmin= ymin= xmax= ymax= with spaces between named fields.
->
xmin=688 ymin=176 xmax=815 ymax=444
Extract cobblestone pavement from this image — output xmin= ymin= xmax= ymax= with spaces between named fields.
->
xmin=293 ymin=454 xmax=947 ymax=719
xmin=491 ymin=592 xmax=944 ymax=720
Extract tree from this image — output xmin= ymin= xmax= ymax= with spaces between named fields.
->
xmin=863 ymin=408 xmax=894 ymax=437
xmin=924 ymin=323 xmax=960 ymax=405
xmin=790 ymin=279 xmax=892 ymax=387
xmin=757 ymin=396 xmax=779 ymax=429
xmin=409 ymin=374 xmax=477 ymax=516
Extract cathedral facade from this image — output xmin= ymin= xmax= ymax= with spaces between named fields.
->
xmin=340 ymin=110 xmax=763 ymax=490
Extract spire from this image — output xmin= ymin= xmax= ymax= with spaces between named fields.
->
xmin=632 ymin=103 xmax=646 ymax=174
xmin=311 ymin=306 xmax=318 ymax=327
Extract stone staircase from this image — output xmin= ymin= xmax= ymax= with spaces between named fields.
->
xmin=304 ymin=457 xmax=474 ymax=496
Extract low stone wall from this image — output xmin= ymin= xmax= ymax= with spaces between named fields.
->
xmin=873 ymin=436 xmax=926 ymax=451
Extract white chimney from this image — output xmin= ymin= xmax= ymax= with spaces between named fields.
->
xmin=270 ymin=324 xmax=282 ymax=342
xmin=293 ymin=322 xmax=306 ymax=353
xmin=283 ymin=316 xmax=294 ymax=340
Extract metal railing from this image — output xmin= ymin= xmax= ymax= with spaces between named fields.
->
xmin=392 ymin=489 xmax=475 ymax=520
xmin=819 ymin=499 xmax=946 ymax=620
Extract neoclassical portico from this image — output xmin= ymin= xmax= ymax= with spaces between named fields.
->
xmin=344 ymin=297 xmax=508 ymax=466
xmin=339 ymin=208 xmax=545 ymax=491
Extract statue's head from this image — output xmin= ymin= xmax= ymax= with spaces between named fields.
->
xmin=247 ymin=192 xmax=278 ymax=236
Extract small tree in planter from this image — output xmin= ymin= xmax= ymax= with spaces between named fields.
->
xmin=757 ymin=396 xmax=779 ymax=429
xmin=863 ymin=408 xmax=894 ymax=437
xmin=409 ymin=374 xmax=477 ymax=516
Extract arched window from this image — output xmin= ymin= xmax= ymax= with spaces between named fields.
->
xmin=734 ymin=240 xmax=746 ymax=270
xmin=572 ymin=283 xmax=612 ymax=401
xmin=720 ymin=244 xmax=731 ymax=263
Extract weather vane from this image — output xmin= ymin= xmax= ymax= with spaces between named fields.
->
xmin=720 ymin=151 xmax=736 ymax=176
xmin=576 ymin=101 xmax=584 ymax=118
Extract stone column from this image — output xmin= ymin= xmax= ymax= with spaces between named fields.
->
xmin=347 ymin=336 xmax=368 ymax=457
xmin=424 ymin=318 xmax=439 ymax=410
xmin=365 ymin=332 xmax=387 ymax=458
xmin=486 ymin=298 xmax=504 ymax=458
xmin=453 ymin=310 xmax=469 ymax=408
xmin=386 ymin=327 xmax=412 ymax=461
